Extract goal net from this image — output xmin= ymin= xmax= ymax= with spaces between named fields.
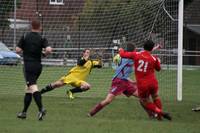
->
xmin=0 ymin=0 xmax=179 ymax=100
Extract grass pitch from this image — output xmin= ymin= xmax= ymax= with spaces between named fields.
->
xmin=0 ymin=65 xmax=200 ymax=133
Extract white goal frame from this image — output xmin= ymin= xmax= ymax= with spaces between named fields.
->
xmin=177 ymin=0 xmax=184 ymax=101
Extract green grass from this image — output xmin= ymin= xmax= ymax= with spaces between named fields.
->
xmin=0 ymin=65 xmax=200 ymax=133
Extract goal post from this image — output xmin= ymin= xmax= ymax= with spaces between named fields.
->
xmin=177 ymin=0 xmax=184 ymax=101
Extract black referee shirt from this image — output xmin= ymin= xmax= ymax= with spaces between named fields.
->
xmin=17 ymin=32 xmax=49 ymax=62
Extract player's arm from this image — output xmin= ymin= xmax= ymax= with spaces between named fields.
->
xmin=154 ymin=57 xmax=161 ymax=71
xmin=119 ymin=48 xmax=136 ymax=60
xmin=16 ymin=47 xmax=22 ymax=54
xmin=77 ymin=56 xmax=88 ymax=66
xmin=42 ymin=38 xmax=52 ymax=56
xmin=138 ymin=44 xmax=161 ymax=52
xmin=16 ymin=36 xmax=24 ymax=54
xmin=92 ymin=59 xmax=102 ymax=68
xmin=77 ymin=51 xmax=90 ymax=66
xmin=152 ymin=43 xmax=162 ymax=51
xmin=44 ymin=46 xmax=52 ymax=55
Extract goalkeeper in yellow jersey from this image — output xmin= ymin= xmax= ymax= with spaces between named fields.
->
xmin=40 ymin=49 xmax=102 ymax=99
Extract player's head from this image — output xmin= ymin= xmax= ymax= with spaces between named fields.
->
xmin=82 ymin=49 xmax=90 ymax=57
xmin=143 ymin=40 xmax=155 ymax=51
xmin=126 ymin=42 xmax=136 ymax=52
xmin=31 ymin=20 xmax=41 ymax=30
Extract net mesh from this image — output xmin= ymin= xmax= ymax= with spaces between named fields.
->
xmin=0 ymin=0 xmax=179 ymax=100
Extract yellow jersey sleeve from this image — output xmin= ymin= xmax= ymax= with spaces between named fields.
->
xmin=92 ymin=60 xmax=102 ymax=68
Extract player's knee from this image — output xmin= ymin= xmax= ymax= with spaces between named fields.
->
xmin=26 ymin=89 xmax=33 ymax=93
xmin=53 ymin=80 xmax=65 ymax=88
xmin=81 ymin=83 xmax=91 ymax=90
xmin=106 ymin=97 xmax=114 ymax=104
xmin=26 ymin=84 xmax=39 ymax=93
xmin=107 ymin=99 xmax=112 ymax=104
xmin=86 ymin=84 xmax=91 ymax=89
xmin=102 ymin=99 xmax=112 ymax=105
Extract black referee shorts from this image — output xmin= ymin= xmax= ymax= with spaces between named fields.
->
xmin=23 ymin=62 xmax=42 ymax=87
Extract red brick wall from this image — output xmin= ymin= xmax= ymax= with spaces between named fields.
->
xmin=10 ymin=0 xmax=84 ymax=27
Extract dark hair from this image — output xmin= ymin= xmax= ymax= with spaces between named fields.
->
xmin=31 ymin=20 xmax=41 ymax=30
xmin=126 ymin=42 xmax=136 ymax=52
xmin=82 ymin=49 xmax=90 ymax=53
xmin=143 ymin=40 xmax=155 ymax=51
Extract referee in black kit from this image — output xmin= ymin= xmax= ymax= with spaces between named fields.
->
xmin=16 ymin=20 xmax=52 ymax=121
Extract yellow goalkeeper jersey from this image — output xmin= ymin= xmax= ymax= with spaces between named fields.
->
xmin=67 ymin=59 xmax=101 ymax=81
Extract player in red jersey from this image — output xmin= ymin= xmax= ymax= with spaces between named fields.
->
xmin=119 ymin=40 xmax=172 ymax=121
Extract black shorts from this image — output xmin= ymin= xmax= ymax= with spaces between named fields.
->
xmin=23 ymin=62 xmax=42 ymax=86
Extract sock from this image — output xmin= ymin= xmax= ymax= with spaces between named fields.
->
xmin=154 ymin=98 xmax=162 ymax=109
xmin=33 ymin=91 xmax=43 ymax=112
xmin=139 ymin=101 xmax=154 ymax=117
xmin=145 ymin=102 xmax=162 ymax=114
xmin=40 ymin=84 xmax=54 ymax=94
xmin=89 ymin=103 xmax=104 ymax=116
xmin=22 ymin=93 xmax=32 ymax=112
xmin=70 ymin=87 xmax=83 ymax=93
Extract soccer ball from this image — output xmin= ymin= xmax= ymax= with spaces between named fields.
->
xmin=113 ymin=54 xmax=121 ymax=65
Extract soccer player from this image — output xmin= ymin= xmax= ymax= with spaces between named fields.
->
xmin=88 ymin=42 xmax=138 ymax=117
xmin=40 ymin=49 xmax=102 ymax=99
xmin=119 ymin=40 xmax=172 ymax=121
xmin=16 ymin=20 xmax=52 ymax=120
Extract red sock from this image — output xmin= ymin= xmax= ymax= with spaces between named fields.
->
xmin=139 ymin=101 xmax=154 ymax=117
xmin=154 ymin=98 xmax=162 ymax=109
xmin=145 ymin=102 xmax=162 ymax=114
xmin=89 ymin=103 xmax=104 ymax=116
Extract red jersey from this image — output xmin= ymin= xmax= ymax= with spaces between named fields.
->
xmin=119 ymin=49 xmax=161 ymax=84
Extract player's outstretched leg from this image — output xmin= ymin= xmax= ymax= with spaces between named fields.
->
xmin=40 ymin=80 xmax=65 ymax=94
xmin=88 ymin=103 xmax=104 ymax=117
xmin=40 ymin=84 xmax=54 ymax=94
xmin=88 ymin=94 xmax=115 ymax=117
